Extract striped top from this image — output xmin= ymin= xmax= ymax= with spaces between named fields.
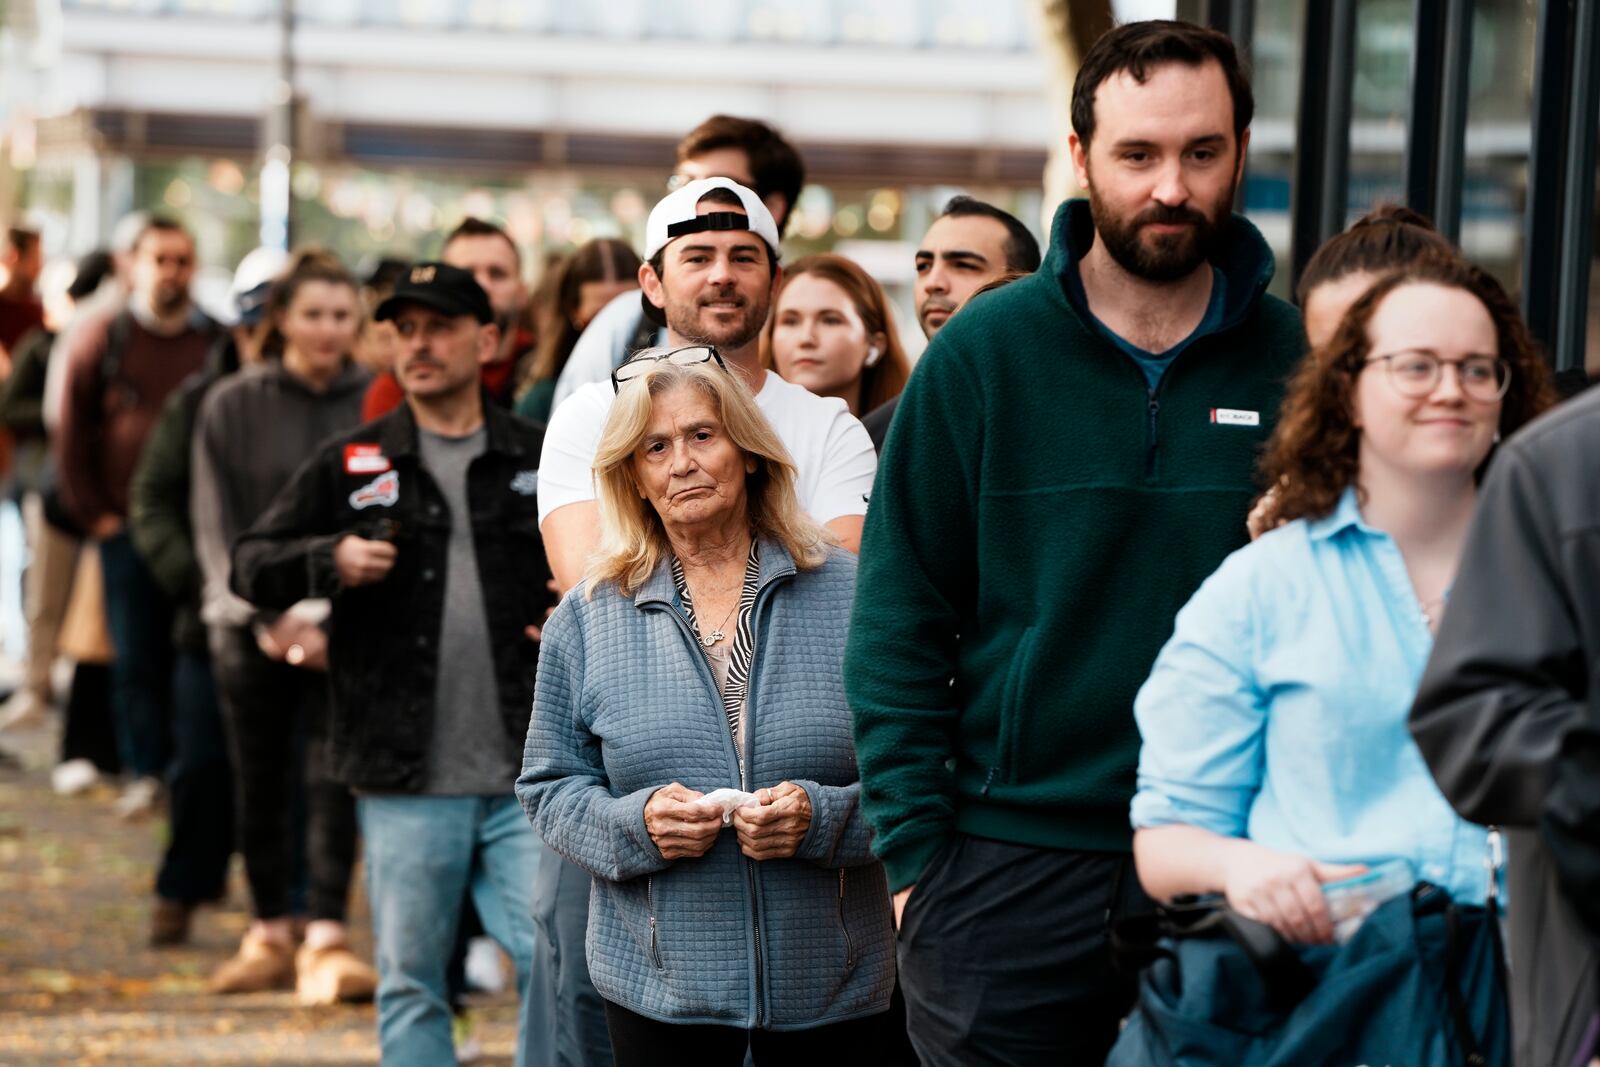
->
xmin=671 ymin=540 xmax=760 ymax=784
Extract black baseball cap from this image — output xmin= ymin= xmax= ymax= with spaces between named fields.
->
xmin=374 ymin=261 xmax=493 ymax=324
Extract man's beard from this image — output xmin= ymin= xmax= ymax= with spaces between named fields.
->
xmin=1089 ymin=186 xmax=1233 ymax=283
xmin=665 ymin=284 xmax=769 ymax=350
xmin=152 ymin=283 xmax=190 ymax=317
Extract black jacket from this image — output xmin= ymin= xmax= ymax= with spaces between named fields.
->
xmin=231 ymin=399 xmax=553 ymax=792
xmin=128 ymin=371 xmax=215 ymax=653
xmin=1411 ymin=387 xmax=1600 ymax=1066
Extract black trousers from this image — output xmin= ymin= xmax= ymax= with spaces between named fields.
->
xmin=210 ymin=625 xmax=357 ymax=922
xmin=59 ymin=662 xmax=118 ymax=773
xmin=897 ymin=835 xmax=1152 ymax=1067
xmin=604 ymin=999 xmax=909 ymax=1067
xmin=154 ymin=649 xmax=234 ymax=903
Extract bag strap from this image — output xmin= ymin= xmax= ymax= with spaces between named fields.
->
xmin=1439 ymin=830 xmax=1508 ymax=1067
xmin=101 ymin=310 xmax=133 ymax=395
xmin=1443 ymin=902 xmax=1488 ymax=1067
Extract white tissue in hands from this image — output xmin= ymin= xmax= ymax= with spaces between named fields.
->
xmin=698 ymin=788 xmax=760 ymax=825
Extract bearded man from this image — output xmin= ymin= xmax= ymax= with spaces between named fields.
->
xmin=844 ymin=20 xmax=1307 ymax=1066
xmin=528 ymin=178 xmax=875 ymax=1067
xmin=537 ymin=177 xmax=873 ymax=590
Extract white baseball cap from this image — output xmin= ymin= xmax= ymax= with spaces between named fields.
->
xmin=642 ymin=176 xmax=782 ymax=263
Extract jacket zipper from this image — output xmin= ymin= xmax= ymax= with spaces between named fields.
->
xmin=653 ymin=575 xmax=787 ymax=1029
xmin=838 ymin=869 xmax=854 ymax=969
xmin=646 ymin=875 xmax=663 ymax=969
xmin=739 ymin=581 xmax=782 ymax=1029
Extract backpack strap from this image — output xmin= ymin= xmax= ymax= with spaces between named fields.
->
xmin=100 ymin=310 xmax=139 ymax=413
xmin=101 ymin=307 xmax=223 ymax=411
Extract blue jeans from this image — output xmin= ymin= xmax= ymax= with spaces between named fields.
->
xmin=360 ymin=794 xmax=542 ymax=1067
xmin=526 ymin=854 xmax=614 ymax=1067
xmin=99 ymin=532 xmax=172 ymax=779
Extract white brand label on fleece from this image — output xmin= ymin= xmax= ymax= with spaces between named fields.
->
xmin=1209 ymin=408 xmax=1260 ymax=427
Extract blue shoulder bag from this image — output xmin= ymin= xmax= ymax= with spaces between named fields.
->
xmin=1107 ymin=882 xmax=1510 ymax=1067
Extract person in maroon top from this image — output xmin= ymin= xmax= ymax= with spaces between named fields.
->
xmin=0 ymin=225 xmax=45 ymax=357
xmin=361 ymin=218 xmax=535 ymax=420
xmin=56 ymin=215 xmax=219 ymax=818
xmin=0 ymin=225 xmax=46 ymax=486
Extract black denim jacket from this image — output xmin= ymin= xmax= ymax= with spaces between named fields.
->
xmin=231 ymin=399 xmax=552 ymax=792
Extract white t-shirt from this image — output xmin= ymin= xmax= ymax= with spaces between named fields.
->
xmin=549 ymin=291 xmax=666 ymax=413
xmin=537 ymin=370 xmax=877 ymax=526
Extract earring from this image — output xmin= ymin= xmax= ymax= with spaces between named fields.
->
xmin=864 ymin=345 xmax=882 ymax=367
xmin=1493 ymin=430 xmax=1502 ymax=444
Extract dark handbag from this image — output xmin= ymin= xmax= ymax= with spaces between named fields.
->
xmin=1107 ymin=883 xmax=1510 ymax=1067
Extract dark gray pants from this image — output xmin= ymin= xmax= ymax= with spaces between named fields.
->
xmin=897 ymin=836 xmax=1150 ymax=1066
xmin=210 ymin=624 xmax=357 ymax=922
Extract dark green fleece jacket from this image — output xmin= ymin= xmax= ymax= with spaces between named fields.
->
xmin=845 ymin=199 xmax=1304 ymax=892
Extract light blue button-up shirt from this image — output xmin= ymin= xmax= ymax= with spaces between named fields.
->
xmin=1131 ymin=486 xmax=1498 ymax=905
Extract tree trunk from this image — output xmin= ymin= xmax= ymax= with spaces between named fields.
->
xmin=1027 ymin=0 xmax=1116 ymax=231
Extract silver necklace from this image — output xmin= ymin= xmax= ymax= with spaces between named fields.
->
xmin=692 ymin=598 xmax=738 ymax=648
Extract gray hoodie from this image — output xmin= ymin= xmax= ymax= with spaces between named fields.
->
xmin=191 ymin=358 xmax=371 ymax=628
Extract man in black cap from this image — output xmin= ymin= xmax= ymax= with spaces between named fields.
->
xmin=231 ymin=262 xmax=554 ymax=1067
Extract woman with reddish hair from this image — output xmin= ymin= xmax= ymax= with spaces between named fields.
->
xmin=1118 ymin=253 xmax=1556 ymax=1061
xmin=762 ymin=254 xmax=910 ymax=419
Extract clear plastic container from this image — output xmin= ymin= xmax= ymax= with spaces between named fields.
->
xmin=1322 ymin=859 xmax=1416 ymax=943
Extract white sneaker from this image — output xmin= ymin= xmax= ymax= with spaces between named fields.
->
xmin=463 ymin=936 xmax=508 ymax=994
xmin=114 ymin=776 xmax=163 ymax=820
xmin=51 ymin=758 xmax=100 ymax=796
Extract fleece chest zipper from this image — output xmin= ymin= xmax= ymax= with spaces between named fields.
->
xmin=1144 ymin=388 xmax=1161 ymax=481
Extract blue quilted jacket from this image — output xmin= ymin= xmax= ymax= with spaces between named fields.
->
xmin=516 ymin=539 xmax=895 ymax=1030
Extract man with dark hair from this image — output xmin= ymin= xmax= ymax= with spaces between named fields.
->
xmin=847 ymin=20 xmax=1303 ymax=1063
xmin=862 ymin=196 xmax=1041 ymax=449
xmin=0 ymin=226 xmax=44 ymax=358
xmin=533 ymin=178 xmax=874 ymax=1067
xmin=362 ymin=217 xmax=534 ymax=419
xmin=57 ymin=215 xmax=220 ymax=820
xmin=549 ymin=115 xmax=807 ymax=410
xmin=232 ymin=263 xmax=552 ymax=1067
xmin=672 ymin=114 xmax=806 ymax=238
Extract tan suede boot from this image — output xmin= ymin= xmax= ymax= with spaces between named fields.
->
xmin=209 ymin=929 xmax=296 ymax=994
xmin=295 ymin=941 xmax=378 ymax=1005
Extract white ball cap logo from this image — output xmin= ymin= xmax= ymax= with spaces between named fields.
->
xmin=643 ymin=177 xmax=783 ymax=263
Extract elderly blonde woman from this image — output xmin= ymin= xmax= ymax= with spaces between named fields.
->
xmin=516 ymin=347 xmax=900 ymax=1065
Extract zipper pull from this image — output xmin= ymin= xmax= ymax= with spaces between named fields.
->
xmin=981 ymin=766 xmax=998 ymax=796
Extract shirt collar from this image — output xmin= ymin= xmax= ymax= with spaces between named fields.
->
xmin=637 ymin=536 xmax=797 ymax=608
xmin=1304 ymin=484 xmax=1382 ymax=543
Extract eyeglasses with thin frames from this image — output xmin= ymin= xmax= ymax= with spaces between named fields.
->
xmin=1363 ymin=351 xmax=1512 ymax=402
xmin=611 ymin=345 xmax=727 ymax=393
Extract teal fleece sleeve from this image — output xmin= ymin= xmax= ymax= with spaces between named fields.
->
xmin=844 ymin=342 xmax=984 ymax=892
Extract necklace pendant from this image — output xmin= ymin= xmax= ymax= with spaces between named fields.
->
xmin=700 ymin=630 xmax=723 ymax=648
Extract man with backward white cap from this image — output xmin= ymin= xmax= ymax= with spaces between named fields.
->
xmin=528 ymin=177 xmax=877 ymax=1066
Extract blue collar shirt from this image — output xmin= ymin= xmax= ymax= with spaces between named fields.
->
xmin=1131 ymin=486 xmax=1499 ymax=905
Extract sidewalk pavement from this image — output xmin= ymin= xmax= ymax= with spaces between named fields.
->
xmin=0 ymin=711 xmax=522 ymax=1065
